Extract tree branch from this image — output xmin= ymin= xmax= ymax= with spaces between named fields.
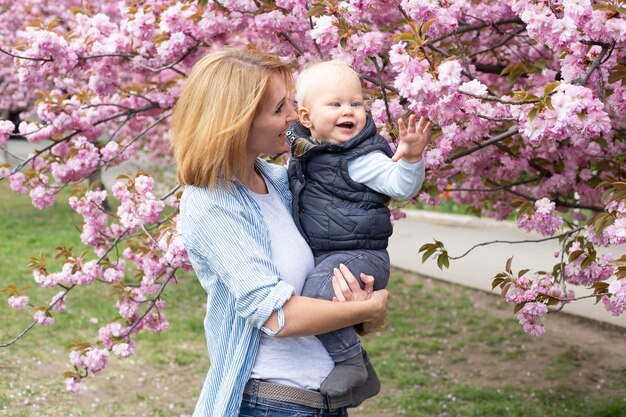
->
xmin=445 ymin=128 xmax=519 ymax=163
xmin=431 ymin=17 xmax=525 ymax=43
xmin=371 ymin=56 xmax=395 ymax=140
xmin=278 ymin=31 xmax=304 ymax=55
xmin=0 ymin=46 xmax=53 ymax=62
xmin=572 ymin=42 xmax=614 ymax=86
xmin=449 ymin=226 xmax=585 ymax=260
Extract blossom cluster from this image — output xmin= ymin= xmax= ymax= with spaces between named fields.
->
xmin=516 ymin=198 xmax=564 ymax=236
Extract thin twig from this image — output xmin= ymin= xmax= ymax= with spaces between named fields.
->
xmin=0 ymin=46 xmax=53 ymax=62
xmin=278 ymin=31 xmax=304 ymax=55
xmin=119 ymin=271 xmax=178 ymax=338
xmin=458 ymin=90 xmax=540 ymax=105
xmin=448 ymin=176 xmax=542 ymax=193
xmin=445 ymin=128 xmax=519 ymax=163
xmin=449 ymin=226 xmax=585 ymax=260
xmin=359 ymin=74 xmax=398 ymax=94
xmin=371 ymin=56 xmax=395 ymax=140
xmin=431 ymin=17 xmax=525 ymax=43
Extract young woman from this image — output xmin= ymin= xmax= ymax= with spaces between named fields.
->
xmin=170 ymin=48 xmax=389 ymax=417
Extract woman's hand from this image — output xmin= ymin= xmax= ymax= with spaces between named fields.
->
xmin=331 ymin=263 xmax=389 ymax=335
xmin=331 ymin=263 xmax=374 ymax=302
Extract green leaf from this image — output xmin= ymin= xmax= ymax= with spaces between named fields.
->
xmin=0 ymin=283 xmax=19 ymax=296
xmin=501 ymin=282 xmax=512 ymax=297
xmin=441 ymin=252 xmax=449 ymax=269
xmin=518 ymin=269 xmax=530 ymax=277
xmin=418 ymin=242 xmax=436 ymax=253
xmin=436 ymin=252 xmax=449 ymax=270
xmin=505 ymin=256 xmax=513 ymax=273
xmin=529 ymin=106 xmax=540 ymax=122
xmin=492 ymin=277 xmax=504 ymax=290
xmin=421 ymin=18 xmax=436 ymax=35
xmin=543 ymin=81 xmax=561 ymax=96
xmin=421 ymin=247 xmax=438 ymax=263
xmin=608 ymin=64 xmax=626 ymax=86
xmin=568 ymin=250 xmax=584 ymax=263
xmin=391 ymin=32 xmax=415 ymax=42
xmin=513 ymin=302 xmax=526 ymax=314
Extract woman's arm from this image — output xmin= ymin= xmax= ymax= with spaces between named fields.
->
xmin=265 ymin=264 xmax=389 ymax=337
xmin=264 ymin=291 xmax=388 ymax=337
xmin=182 ymin=187 xmax=388 ymax=338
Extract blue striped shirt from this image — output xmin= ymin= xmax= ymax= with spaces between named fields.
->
xmin=180 ymin=159 xmax=296 ymax=417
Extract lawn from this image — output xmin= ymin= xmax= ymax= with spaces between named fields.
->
xmin=1 ymin=183 xmax=625 ymax=417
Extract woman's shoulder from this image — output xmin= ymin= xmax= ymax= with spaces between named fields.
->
xmin=256 ymin=158 xmax=287 ymax=179
xmin=180 ymin=182 xmax=242 ymax=216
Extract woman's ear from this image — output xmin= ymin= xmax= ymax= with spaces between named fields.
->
xmin=298 ymin=107 xmax=312 ymax=128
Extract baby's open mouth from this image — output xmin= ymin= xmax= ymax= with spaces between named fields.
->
xmin=337 ymin=122 xmax=354 ymax=129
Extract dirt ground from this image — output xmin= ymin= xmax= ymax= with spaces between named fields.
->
xmin=2 ymin=272 xmax=625 ymax=417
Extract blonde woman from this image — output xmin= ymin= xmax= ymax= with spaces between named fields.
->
xmin=171 ymin=48 xmax=389 ymax=417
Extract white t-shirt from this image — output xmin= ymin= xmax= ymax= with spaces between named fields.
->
xmin=249 ymin=177 xmax=334 ymax=389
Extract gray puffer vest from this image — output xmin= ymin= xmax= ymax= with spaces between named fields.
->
xmin=286 ymin=116 xmax=394 ymax=254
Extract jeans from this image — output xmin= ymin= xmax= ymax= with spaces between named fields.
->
xmin=239 ymin=394 xmax=348 ymax=417
xmin=300 ymin=249 xmax=390 ymax=362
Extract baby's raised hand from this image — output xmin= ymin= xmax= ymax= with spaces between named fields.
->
xmin=392 ymin=115 xmax=432 ymax=163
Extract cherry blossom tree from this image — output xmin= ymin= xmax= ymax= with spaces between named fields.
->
xmin=0 ymin=0 xmax=624 ymax=390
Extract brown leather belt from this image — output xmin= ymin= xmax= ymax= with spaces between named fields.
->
xmin=244 ymin=379 xmax=352 ymax=411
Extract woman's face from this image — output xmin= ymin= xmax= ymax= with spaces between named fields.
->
xmin=247 ymin=73 xmax=297 ymax=157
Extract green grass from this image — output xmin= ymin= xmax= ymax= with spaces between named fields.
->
xmin=1 ymin=183 xmax=625 ymax=417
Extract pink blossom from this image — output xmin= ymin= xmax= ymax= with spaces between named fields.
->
xmin=50 ymin=291 xmax=67 ymax=312
xmin=517 ymin=198 xmax=563 ymax=236
xmin=134 ymin=175 xmax=154 ymax=195
xmin=370 ymin=98 xmax=404 ymax=125
xmin=100 ymin=140 xmax=120 ymax=162
xmin=460 ymin=80 xmax=488 ymax=97
xmin=98 ymin=322 xmax=126 ymax=348
xmin=102 ymin=262 xmax=126 ymax=283
xmin=29 ymin=186 xmax=57 ymax=209
xmin=83 ymin=347 xmax=109 ymax=373
xmin=604 ymin=217 xmax=626 ymax=245
xmin=516 ymin=302 xmax=549 ymax=336
xmin=8 ymin=295 xmax=29 ymax=309
xmin=33 ymin=310 xmax=54 ymax=326
xmin=0 ymin=120 xmax=14 ymax=146
xmin=9 ymin=172 xmax=27 ymax=194
xmin=605 ymin=18 xmax=626 ymax=42
xmin=112 ymin=341 xmax=136 ymax=358
xmin=565 ymin=253 xmax=615 ymax=286
xmin=438 ymin=60 xmax=462 ymax=87
xmin=602 ymin=279 xmax=626 ymax=316
xmin=65 ymin=377 xmax=82 ymax=393
xmin=310 ymin=16 xmax=340 ymax=48
xmin=347 ymin=31 xmax=384 ymax=62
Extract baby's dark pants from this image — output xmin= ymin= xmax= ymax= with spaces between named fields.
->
xmin=301 ymin=249 xmax=390 ymax=362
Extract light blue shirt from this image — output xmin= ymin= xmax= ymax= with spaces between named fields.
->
xmin=180 ymin=159 xmax=296 ymax=417
xmin=348 ymin=151 xmax=425 ymax=199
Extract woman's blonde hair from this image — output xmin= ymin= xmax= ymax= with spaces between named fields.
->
xmin=171 ymin=48 xmax=293 ymax=187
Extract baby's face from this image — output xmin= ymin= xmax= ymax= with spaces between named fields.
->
xmin=299 ymin=75 xmax=366 ymax=144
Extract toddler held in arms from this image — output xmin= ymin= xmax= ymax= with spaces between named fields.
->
xmin=286 ymin=60 xmax=432 ymax=398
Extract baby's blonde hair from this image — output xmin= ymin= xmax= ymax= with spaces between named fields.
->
xmin=295 ymin=60 xmax=361 ymax=108
xmin=171 ymin=48 xmax=293 ymax=188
